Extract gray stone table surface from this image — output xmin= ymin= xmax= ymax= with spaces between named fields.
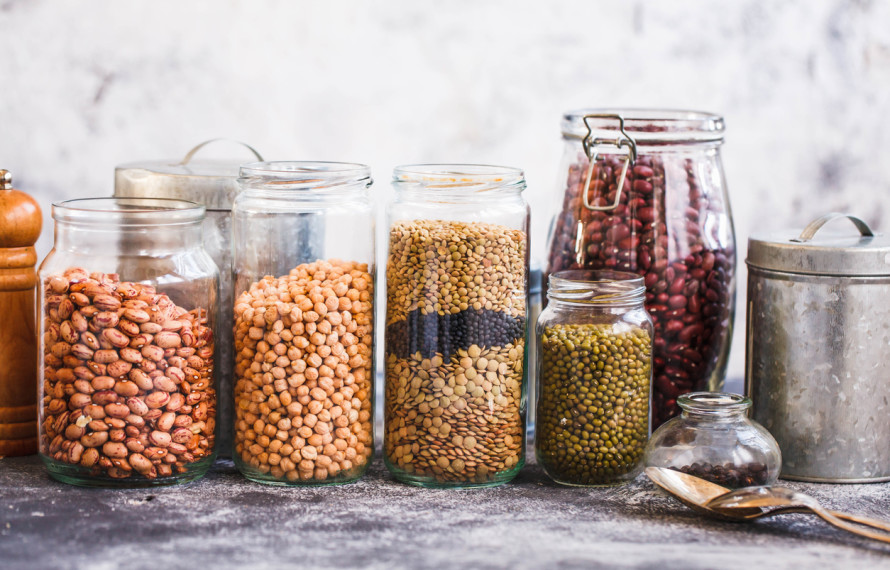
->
xmin=1 ymin=455 xmax=889 ymax=570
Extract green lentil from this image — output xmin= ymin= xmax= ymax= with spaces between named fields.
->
xmin=535 ymin=323 xmax=651 ymax=485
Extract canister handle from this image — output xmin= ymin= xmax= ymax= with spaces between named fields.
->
xmin=581 ymin=114 xmax=637 ymax=211
xmin=178 ymin=139 xmax=264 ymax=166
xmin=791 ymin=213 xmax=875 ymax=243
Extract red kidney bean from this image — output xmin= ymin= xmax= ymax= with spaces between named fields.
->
xmin=668 ymin=295 xmax=687 ymax=310
xmin=668 ymin=278 xmax=685 ymax=295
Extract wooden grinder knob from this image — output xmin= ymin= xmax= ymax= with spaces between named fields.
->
xmin=0 ymin=169 xmax=42 ymax=456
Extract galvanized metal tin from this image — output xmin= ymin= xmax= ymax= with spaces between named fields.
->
xmin=746 ymin=213 xmax=890 ymax=482
xmin=113 ymin=140 xmax=263 ymax=459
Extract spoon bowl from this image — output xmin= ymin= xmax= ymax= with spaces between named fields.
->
xmin=644 ymin=466 xmax=762 ymax=520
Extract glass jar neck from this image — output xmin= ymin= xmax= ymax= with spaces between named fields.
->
xmin=678 ymin=392 xmax=751 ymax=422
xmin=546 ymin=269 xmax=645 ymax=311
xmin=392 ymin=164 xmax=526 ymax=203
xmin=238 ymin=161 xmax=371 ymax=200
xmin=561 ymin=109 xmax=725 ymax=147
xmin=51 ymin=198 xmax=205 ymax=256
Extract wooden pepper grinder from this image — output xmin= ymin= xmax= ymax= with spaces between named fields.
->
xmin=0 ymin=169 xmax=42 ymax=456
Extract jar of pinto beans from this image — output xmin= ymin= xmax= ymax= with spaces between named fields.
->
xmin=546 ymin=110 xmax=736 ymax=428
xmin=232 ymin=162 xmax=375 ymax=485
xmin=38 ymin=198 xmax=219 ymax=487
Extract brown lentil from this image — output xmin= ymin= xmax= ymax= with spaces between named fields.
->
xmin=536 ymin=323 xmax=651 ymax=485
xmin=233 ymin=259 xmax=373 ymax=484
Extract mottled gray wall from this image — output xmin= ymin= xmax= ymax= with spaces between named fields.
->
xmin=3 ymin=0 xmax=889 ymax=381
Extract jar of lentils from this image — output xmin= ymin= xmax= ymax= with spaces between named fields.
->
xmin=384 ymin=164 xmax=529 ymax=488
xmin=546 ymin=110 xmax=736 ymax=428
xmin=38 ymin=198 xmax=219 ymax=487
xmin=232 ymin=162 xmax=375 ymax=485
xmin=536 ymin=270 xmax=652 ymax=486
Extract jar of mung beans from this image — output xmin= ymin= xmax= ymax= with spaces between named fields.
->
xmin=38 ymin=198 xmax=219 ymax=487
xmin=545 ymin=110 xmax=736 ymax=429
xmin=232 ymin=162 xmax=375 ymax=485
xmin=536 ymin=270 xmax=652 ymax=486
xmin=384 ymin=164 xmax=529 ymax=488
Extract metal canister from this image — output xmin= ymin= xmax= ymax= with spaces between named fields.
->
xmin=746 ymin=213 xmax=890 ymax=482
xmin=113 ymin=140 xmax=263 ymax=458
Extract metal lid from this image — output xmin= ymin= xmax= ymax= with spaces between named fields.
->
xmin=114 ymin=139 xmax=263 ymax=211
xmin=747 ymin=213 xmax=890 ymax=276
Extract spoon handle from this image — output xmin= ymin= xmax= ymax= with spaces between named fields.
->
xmin=826 ymin=509 xmax=890 ymax=534
xmin=813 ymin=506 xmax=890 ymax=543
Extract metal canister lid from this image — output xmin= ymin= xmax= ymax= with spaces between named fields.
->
xmin=747 ymin=213 xmax=890 ymax=276
xmin=114 ymin=139 xmax=263 ymax=211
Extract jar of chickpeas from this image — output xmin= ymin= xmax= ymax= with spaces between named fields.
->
xmin=231 ymin=162 xmax=375 ymax=485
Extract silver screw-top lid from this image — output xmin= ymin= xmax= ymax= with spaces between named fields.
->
xmin=747 ymin=213 xmax=890 ymax=277
xmin=114 ymin=140 xmax=263 ymax=212
xmin=0 ymin=169 xmax=11 ymax=190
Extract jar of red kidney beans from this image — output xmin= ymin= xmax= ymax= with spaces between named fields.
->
xmin=545 ymin=110 xmax=735 ymax=428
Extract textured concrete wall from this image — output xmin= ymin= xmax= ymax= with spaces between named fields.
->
xmin=2 ymin=0 xmax=889 ymax=381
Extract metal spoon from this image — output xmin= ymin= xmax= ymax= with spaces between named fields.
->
xmin=707 ymin=485 xmax=890 ymax=543
xmin=646 ymin=466 xmax=890 ymax=539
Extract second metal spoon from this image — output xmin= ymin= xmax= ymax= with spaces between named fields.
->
xmin=646 ymin=466 xmax=890 ymax=536
xmin=706 ymin=485 xmax=890 ymax=543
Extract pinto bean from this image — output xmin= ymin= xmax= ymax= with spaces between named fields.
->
xmin=40 ymin=271 xmax=216 ymax=482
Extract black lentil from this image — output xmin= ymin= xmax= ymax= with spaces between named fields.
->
xmin=675 ymin=461 xmax=769 ymax=489
xmin=386 ymin=308 xmax=525 ymax=360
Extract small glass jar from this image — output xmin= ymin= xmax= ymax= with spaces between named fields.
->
xmin=535 ymin=270 xmax=653 ymax=486
xmin=645 ymin=392 xmax=781 ymax=489
xmin=231 ymin=162 xmax=375 ymax=485
xmin=545 ymin=110 xmax=736 ymax=428
xmin=384 ymin=164 xmax=529 ymax=488
xmin=38 ymin=198 xmax=219 ymax=487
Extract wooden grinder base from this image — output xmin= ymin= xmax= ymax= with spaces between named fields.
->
xmin=0 ymin=171 xmax=42 ymax=457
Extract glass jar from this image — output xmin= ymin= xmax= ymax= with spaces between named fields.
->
xmin=114 ymin=138 xmax=265 ymax=460
xmin=384 ymin=164 xmax=529 ymax=488
xmin=545 ymin=110 xmax=736 ymax=428
xmin=536 ymin=270 xmax=653 ymax=486
xmin=231 ymin=162 xmax=375 ymax=485
xmin=38 ymin=198 xmax=219 ymax=487
xmin=645 ymin=392 xmax=781 ymax=489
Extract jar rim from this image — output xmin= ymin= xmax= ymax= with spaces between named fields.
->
xmin=678 ymin=392 xmax=751 ymax=414
xmin=547 ymin=269 xmax=645 ymax=305
xmin=392 ymin=164 xmax=526 ymax=195
xmin=52 ymin=197 xmax=206 ymax=226
xmin=239 ymin=161 xmax=372 ymax=191
xmin=561 ymin=109 xmax=725 ymax=144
